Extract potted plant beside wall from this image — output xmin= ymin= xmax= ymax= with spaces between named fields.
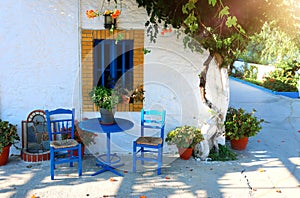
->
xmin=166 ymin=125 xmax=204 ymax=160
xmin=225 ymin=107 xmax=264 ymax=150
xmin=0 ymin=119 xmax=20 ymax=166
xmin=89 ymin=86 xmax=120 ymax=125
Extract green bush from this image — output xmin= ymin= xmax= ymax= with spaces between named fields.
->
xmin=262 ymin=69 xmax=298 ymax=92
xmin=0 ymin=119 xmax=20 ymax=153
xmin=208 ymin=144 xmax=237 ymax=161
xmin=166 ymin=125 xmax=204 ymax=148
xmin=225 ymin=107 xmax=264 ymax=140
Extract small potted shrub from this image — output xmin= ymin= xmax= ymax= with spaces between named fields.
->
xmin=225 ymin=107 xmax=264 ymax=150
xmin=0 ymin=119 xmax=20 ymax=165
xmin=89 ymin=86 xmax=120 ymax=124
xmin=166 ymin=125 xmax=204 ymax=160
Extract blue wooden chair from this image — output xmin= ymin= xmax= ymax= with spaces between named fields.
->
xmin=133 ymin=109 xmax=166 ymax=175
xmin=45 ymin=108 xmax=82 ymax=180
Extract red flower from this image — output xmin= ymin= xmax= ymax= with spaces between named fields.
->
xmin=268 ymin=78 xmax=276 ymax=83
xmin=111 ymin=9 xmax=121 ymax=19
xmin=86 ymin=10 xmax=99 ymax=19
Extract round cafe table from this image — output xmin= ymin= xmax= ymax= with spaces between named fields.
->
xmin=78 ymin=117 xmax=134 ymax=176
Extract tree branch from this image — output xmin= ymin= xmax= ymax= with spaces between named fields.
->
xmin=199 ymin=53 xmax=214 ymax=108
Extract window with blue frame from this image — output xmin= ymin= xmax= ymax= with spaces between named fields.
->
xmin=93 ymin=39 xmax=134 ymax=90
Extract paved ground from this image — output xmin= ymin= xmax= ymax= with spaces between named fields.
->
xmin=1 ymin=79 xmax=300 ymax=198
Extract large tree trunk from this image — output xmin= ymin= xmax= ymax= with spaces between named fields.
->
xmin=194 ymin=52 xmax=230 ymax=160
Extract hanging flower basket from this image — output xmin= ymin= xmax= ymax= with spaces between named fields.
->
xmin=86 ymin=8 xmax=121 ymax=31
xmin=104 ymin=14 xmax=117 ymax=29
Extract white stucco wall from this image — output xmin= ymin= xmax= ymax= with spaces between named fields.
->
xmin=1 ymin=0 xmax=224 ymax=155
xmin=0 ymin=0 xmax=81 ymax=154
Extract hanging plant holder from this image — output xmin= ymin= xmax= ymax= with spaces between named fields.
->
xmin=104 ymin=14 xmax=117 ymax=29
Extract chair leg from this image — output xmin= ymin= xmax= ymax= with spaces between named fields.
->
xmin=141 ymin=147 xmax=145 ymax=165
xmin=50 ymin=147 xmax=55 ymax=180
xmin=132 ymin=141 xmax=137 ymax=172
xmin=70 ymin=150 xmax=74 ymax=167
xmin=157 ymin=147 xmax=162 ymax=175
xmin=78 ymin=144 xmax=82 ymax=176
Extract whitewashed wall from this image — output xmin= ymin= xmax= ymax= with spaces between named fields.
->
xmin=1 ymin=0 xmax=224 ymax=154
xmin=0 ymin=0 xmax=80 ymax=154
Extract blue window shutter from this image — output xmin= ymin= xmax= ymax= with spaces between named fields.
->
xmin=93 ymin=39 xmax=134 ymax=90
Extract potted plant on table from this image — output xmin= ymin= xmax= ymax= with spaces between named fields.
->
xmin=0 ymin=119 xmax=20 ymax=166
xmin=224 ymin=107 xmax=264 ymax=150
xmin=89 ymin=86 xmax=120 ymax=125
xmin=166 ymin=125 xmax=204 ymax=160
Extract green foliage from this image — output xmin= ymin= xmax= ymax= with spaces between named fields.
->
xmin=240 ymin=22 xmax=300 ymax=65
xmin=89 ymin=86 xmax=119 ymax=111
xmin=232 ymin=59 xmax=300 ymax=92
xmin=243 ymin=65 xmax=258 ymax=80
xmin=165 ymin=125 xmax=204 ymax=148
xmin=136 ymin=0 xmax=299 ymax=69
xmin=0 ymin=119 xmax=20 ymax=153
xmin=230 ymin=63 xmax=258 ymax=80
xmin=143 ymin=48 xmax=151 ymax=55
xmin=136 ymin=0 xmax=251 ymax=67
xmin=262 ymin=69 xmax=299 ymax=92
xmin=219 ymin=6 xmax=229 ymax=18
xmin=208 ymin=0 xmax=217 ymax=6
xmin=225 ymin=107 xmax=264 ymax=140
xmin=226 ymin=16 xmax=237 ymax=28
xmin=243 ymin=78 xmax=262 ymax=87
xmin=208 ymin=144 xmax=237 ymax=161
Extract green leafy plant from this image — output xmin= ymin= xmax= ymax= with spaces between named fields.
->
xmin=233 ymin=67 xmax=300 ymax=92
xmin=233 ymin=21 xmax=300 ymax=92
xmin=89 ymin=86 xmax=120 ymax=111
xmin=0 ymin=119 xmax=20 ymax=153
xmin=262 ymin=68 xmax=299 ymax=92
xmin=117 ymin=84 xmax=145 ymax=104
xmin=208 ymin=144 xmax=237 ymax=161
xmin=239 ymin=22 xmax=300 ymax=65
xmin=165 ymin=125 xmax=204 ymax=148
xmin=225 ymin=107 xmax=264 ymax=140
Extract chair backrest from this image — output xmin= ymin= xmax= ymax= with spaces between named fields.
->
xmin=45 ymin=108 xmax=75 ymax=141
xmin=141 ymin=109 xmax=166 ymax=139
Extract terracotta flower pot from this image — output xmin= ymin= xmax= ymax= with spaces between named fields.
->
xmin=0 ymin=144 xmax=11 ymax=166
xmin=178 ymin=147 xmax=193 ymax=160
xmin=230 ymin=137 xmax=249 ymax=150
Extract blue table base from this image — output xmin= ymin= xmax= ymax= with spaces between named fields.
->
xmin=78 ymin=118 xmax=134 ymax=177
xmin=92 ymin=153 xmax=124 ymax=176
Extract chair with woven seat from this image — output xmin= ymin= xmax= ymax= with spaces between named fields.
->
xmin=45 ymin=108 xmax=82 ymax=180
xmin=133 ymin=109 xmax=166 ymax=175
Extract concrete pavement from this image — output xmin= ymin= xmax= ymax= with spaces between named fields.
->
xmin=0 ymin=79 xmax=300 ymax=198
